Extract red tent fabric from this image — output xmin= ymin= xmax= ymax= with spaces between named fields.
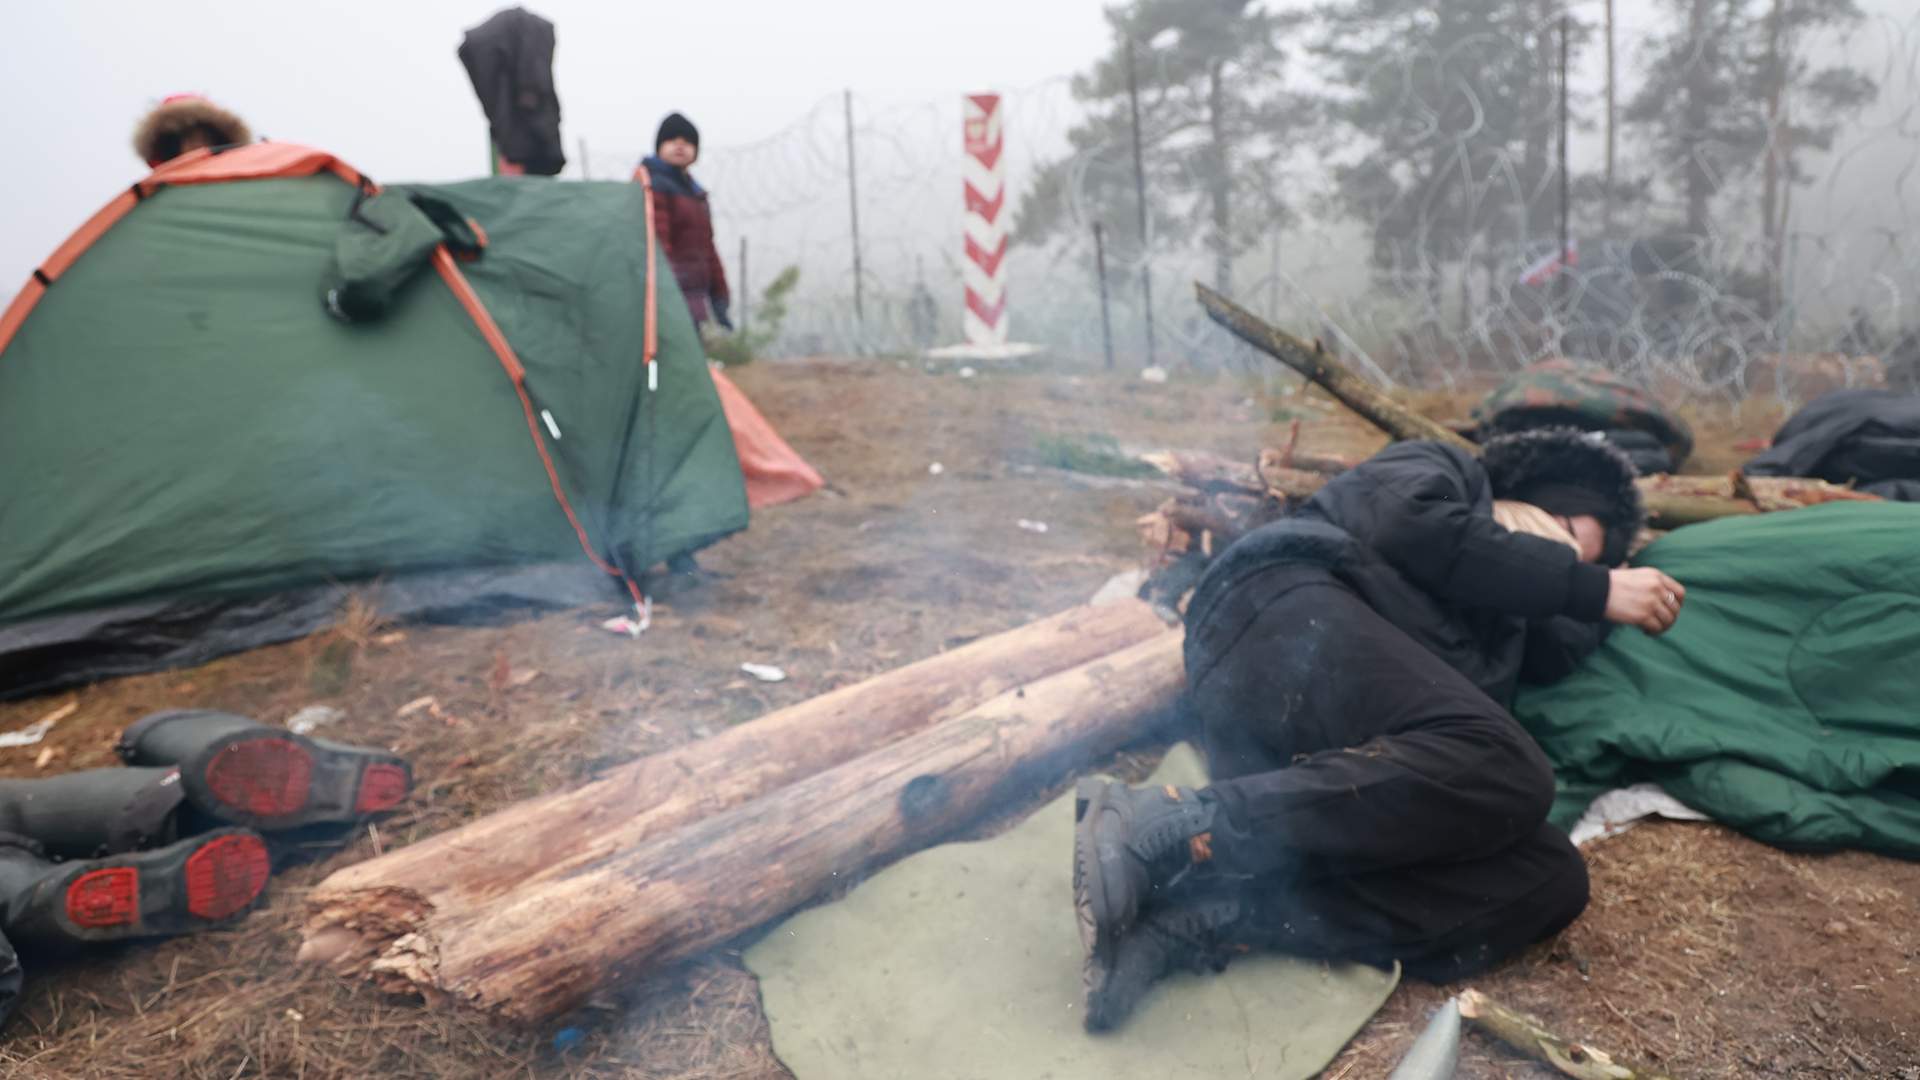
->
xmin=709 ymin=367 xmax=824 ymax=509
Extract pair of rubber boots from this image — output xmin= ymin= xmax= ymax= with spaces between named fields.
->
xmin=1072 ymin=778 xmax=1253 ymax=1033
xmin=0 ymin=709 xmax=410 ymax=950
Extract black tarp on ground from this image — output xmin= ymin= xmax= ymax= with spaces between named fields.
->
xmin=1745 ymin=389 xmax=1920 ymax=500
xmin=0 ymin=564 xmax=617 ymax=701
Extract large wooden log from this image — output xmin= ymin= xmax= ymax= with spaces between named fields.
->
xmin=316 ymin=631 xmax=1188 ymax=1023
xmin=1195 ymin=282 xmax=1477 ymax=451
xmin=299 ymin=600 xmax=1166 ymax=975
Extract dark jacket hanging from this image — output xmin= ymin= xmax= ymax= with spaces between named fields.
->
xmin=458 ymin=7 xmax=566 ymax=176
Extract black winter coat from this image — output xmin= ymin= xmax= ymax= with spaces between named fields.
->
xmin=458 ymin=7 xmax=565 ymax=176
xmin=1186 ymin=441 xmax=1612 ymax=708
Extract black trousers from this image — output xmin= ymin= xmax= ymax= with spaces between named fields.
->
xmin=1184 ymin=565 xmax=1589 ymax=981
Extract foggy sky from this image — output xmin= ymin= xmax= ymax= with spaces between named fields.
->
xmin=0 ymin=0 xmax=1111 ymax=285
xmin=3 ymin=0 xmax=1913 ymax=320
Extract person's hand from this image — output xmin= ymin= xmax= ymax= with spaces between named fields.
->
xmin=711 ymin=297 xmax=734 ymax=331
xmin=1605 ymin=567 xmax=1686 ymax=635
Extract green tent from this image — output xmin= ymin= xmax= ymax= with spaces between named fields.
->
xmin=0 ymin=143 xmax=747 ymax=696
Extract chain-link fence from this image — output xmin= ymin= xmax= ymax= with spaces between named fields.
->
xmin=579 ymin=5 xmax=1920 ymax=403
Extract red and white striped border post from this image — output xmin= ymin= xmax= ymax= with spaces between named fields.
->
xmin=962 ymin=93 xmax=1008 ymax=346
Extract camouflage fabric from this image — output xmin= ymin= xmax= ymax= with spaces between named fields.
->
xmin=1473 ymin=358 xmax=1694 ymax=471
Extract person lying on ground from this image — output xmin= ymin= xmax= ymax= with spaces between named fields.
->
xmin=637 ymin=113 xmax=732 ymax=332
xmin=132 ymin=94 xmax=252 ymax=168
xmin=1073 ymin=427 xmax=1683 ymax=1031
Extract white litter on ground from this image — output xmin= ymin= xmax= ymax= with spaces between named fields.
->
xmin=288 ymin=705 xmax=345 ymax=735
xmin=1570 ymin=783 xmax=1711 ymax=846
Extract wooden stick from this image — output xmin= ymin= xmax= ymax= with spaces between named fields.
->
xmin=1458 ymin=989 xmax=1678 ymax=1080
xmin=1195 ymin=283 xmax=1477 ymax=452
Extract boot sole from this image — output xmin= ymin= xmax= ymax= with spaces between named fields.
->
xmin=43 ymin=829 xmax=269 ymax=943
xmin=1072 ymin=778 xmax=1130 ymax=969
xmin=191 ymin=732 xmax=410 ymax=831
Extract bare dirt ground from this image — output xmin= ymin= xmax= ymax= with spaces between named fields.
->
xmin=0 ymin=358 xmax=1911 ymax=1079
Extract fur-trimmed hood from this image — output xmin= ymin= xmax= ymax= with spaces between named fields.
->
xmin=132 ymin=95 xmax=252 ymax=167
xmin=1482 ymin=427 xmax=1644 ymax=565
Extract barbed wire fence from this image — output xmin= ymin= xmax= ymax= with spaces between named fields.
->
xmin=579 ymin=7 xmax=1920 ymax=405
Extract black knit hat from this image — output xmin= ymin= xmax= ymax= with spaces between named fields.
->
xmin=1482 ymin=427 xmax=1645 ymax=565
xmin=656 ymin=112 xmax=699 ymax=152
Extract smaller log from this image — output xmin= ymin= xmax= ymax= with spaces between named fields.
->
xmin=1140 ymin=448 xmax=1353 ymax=491
xmin=1162 ymin=492 xmax=1274 ymax=548
xmin=1195 ymin=283 xmax=1476 ymax=452
xmin=1139 ymin=450 xmax=1265 ymax=495
xmin=1639 ymin=472 xmax=1881 ymax=527
xmin=1458 ymin=989 xmax=1677 ymax=1080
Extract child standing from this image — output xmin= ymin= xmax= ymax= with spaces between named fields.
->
xmin=639 ymin=113 xmax=732 ymax=331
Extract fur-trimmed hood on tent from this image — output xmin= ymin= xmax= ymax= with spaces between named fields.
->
xmin=0 ymin=142 xmax=749 ymax=697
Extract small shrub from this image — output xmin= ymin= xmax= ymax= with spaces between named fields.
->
xmin=1026 ymin=433 xmax=1158 ymax=478
xmin=706 ymin=266 xmax=801 ymax=367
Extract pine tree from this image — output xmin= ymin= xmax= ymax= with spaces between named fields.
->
xmin=1753 ymin=0 xmax=1876 ymax=310
xmin=1625 ymin=0 xmax=1873 ymax=248
xmin=1311 ymin=0 xmax=1581 ymax=291
xmin=1012 ymin=0 xmax=1302 ymax=294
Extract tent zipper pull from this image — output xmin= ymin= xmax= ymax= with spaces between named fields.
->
xmin=648 ymin=363 xmax=658 ymax=392
xmin=539 ymin=409 xmax=562 ymax=440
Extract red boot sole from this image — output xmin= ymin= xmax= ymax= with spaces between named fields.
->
xmin=184 ymin=832 xmax=270 ymax=920
xmin=355 ymin=763 xmax=410 ymax=813
xmin=204 ymin=737 xmax=314 ymax=818
xmin=65 ymin=867 xmax=139 ymax=929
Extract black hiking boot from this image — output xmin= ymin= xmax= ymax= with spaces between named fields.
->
xmin=117 ymin=710 xmax=411 ymax=832
xmin=0 ymin=767 xmax=186 ymax=858
xmin=0 ymin=829 xmax=269 ymax=947
xmin=1073 ymin=778 xmax=1217 ymax=964
xmin=1082 ymin=888 xmax=1246 ymax=1033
